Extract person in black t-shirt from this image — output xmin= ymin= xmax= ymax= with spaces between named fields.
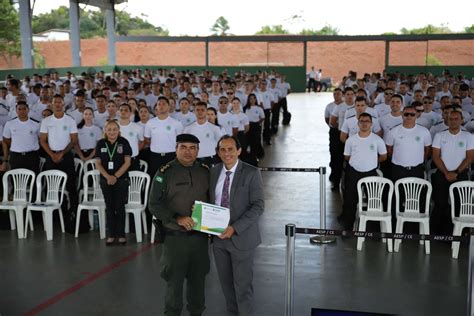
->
xmin=95 ymin=120 xmax=132 ymax=245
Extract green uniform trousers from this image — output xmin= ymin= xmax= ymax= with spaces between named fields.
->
xmin=160 ymin=234 xmax=210 ymax=316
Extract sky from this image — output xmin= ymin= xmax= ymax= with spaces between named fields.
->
xmin=31 ymin=0 xmax=474 ymax=36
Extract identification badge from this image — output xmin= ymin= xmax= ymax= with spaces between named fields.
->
xmin=108 ymin=161 xmax=114 ymax=170
xmin=101 ymin=148 xmax=107 ymax=153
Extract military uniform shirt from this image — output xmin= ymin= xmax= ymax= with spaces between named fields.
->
xmin=432 ymin=130 xmax=474 ymax=171
xmin=144 ymin=116 xmax=184 ymax=153
xmin=40 ymin=114 xmax=78 ymax=151
xmin=148 ymin=159 xmax=209 ymax=231
xmin=385 ymin=125 xmax=431 ymax=167
xmin=344 ymin=133 xmax=387 ymax=172
xmin=3 ymin=118 xmax=40 ymax=152
xmin=78 ymin=125 xmax=102 ymax=150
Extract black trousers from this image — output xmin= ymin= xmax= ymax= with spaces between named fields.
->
xmin=44 ymin=151 xmax=78 ymax=210
xmin=248 ymin=122 xmax=264 ymax=159
xmin=148 ymin=152 xmax=175 ymax=178
xmin=129 ymin=157 xmax=140 ymax=171
xmin=431 ymin=170 xmax=468 ymax=235
xmin=10 ymin=151 xmax=40 ymax=175
xmin=328 ymin=128 xmax=344 ymax=185
xmin=263 ymin=109 xmax=271 ymax=142
xmin=341 ymin=165 xmax=377 ymax=230
xmin=100 ymin=177 xmax=129 ymax=238
xmin=271 ymin=100 xmax=282 ymax=132
xmin=307 ymin=78 xmax=316 ymax=92
xmin=280 ymin=97 xmax=288 ymax=114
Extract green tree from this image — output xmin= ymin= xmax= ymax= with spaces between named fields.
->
xmin=426 ymin=54 xmax=443 ymax=66
xmin=0 ymin=0 xmax=21 ymax=67
xmin=32 ymin=6 xmax=168 ymax=38
xmin=299 ymin=25 xmax=339 ymax=35
xmin=465 ymin=25 xmax=474 ymax=33
xmin=211 ymin=16 xmax=230 ymax=36
xmin=400 ymin=24 xmax=452 ymax=34
xmin=255 ymin=25 xmax=290 ymax=35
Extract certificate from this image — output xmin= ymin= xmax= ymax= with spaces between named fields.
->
xmin=192 ymin=201 xmax=230 ymax=236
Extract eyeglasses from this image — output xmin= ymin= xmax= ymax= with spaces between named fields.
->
xmin=219 ymin=101 xmax=228 ymax=104
xmin=403 ymin=112 xmax=416 ymax=117
xmin=385 ymin=92 xmax=394 ymax=96
xmin=423 ymin=101 xmax=432 ymax=104
xmin=416 ymin=109 xmax=424 ymax=113
xmin=227 ymin=92 xmax=234 ymax=95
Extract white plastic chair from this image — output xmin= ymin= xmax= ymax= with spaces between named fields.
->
xmin=450 ymin=181 xmax=474 ymax=258
xmin=84 ymin=158 xmax=97 ymax=172
xmin=139 ymin=159 xmax=149 ymax=173
xmin=394 ymin=178 xmax=432 ymax=254
xmin=24 ymin=170 xmax=67 ymax=241
xmin=356 ymin=176 xmax=394 ymax=252
xmin=75 ymin=170 xmax=106 ymax=239
xmin=79 ymin=158 xmax=97 ymax=202
xmin=125 ymin=171 xmax=150 ymax=243
xmin=0 ymin=169 xmax=35 ymax=239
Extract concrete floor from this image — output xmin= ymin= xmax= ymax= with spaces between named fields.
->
xmin=0 ymin=93 xmax=469 ymax=316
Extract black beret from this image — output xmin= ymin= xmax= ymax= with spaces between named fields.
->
xmin=176 ymin=133 xmax=200 ymax=144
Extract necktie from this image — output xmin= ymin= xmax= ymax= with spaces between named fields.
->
xmin=221 ymin=171 xmax=232 ymax=208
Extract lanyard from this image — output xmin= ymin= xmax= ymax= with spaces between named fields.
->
xmin=105 ymin=141 xmax=118 ymax=161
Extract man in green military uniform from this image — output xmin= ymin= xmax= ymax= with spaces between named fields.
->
xmin=149 ymin=133 xmax=210 ymax=316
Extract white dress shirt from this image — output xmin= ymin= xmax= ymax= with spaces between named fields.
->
xmin=215 ymin=161 xmax=239 ymax=207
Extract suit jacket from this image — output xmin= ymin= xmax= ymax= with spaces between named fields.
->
xmin=210 ymin=160 xmax=264 ymax=251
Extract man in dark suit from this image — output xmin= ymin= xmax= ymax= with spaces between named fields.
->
xmin=210 ymin=135 xmax=265 ymax=316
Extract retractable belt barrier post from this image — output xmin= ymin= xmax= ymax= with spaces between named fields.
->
xmin=261 ymin=166 xmax=336 ymax=245
xmin=284 ymin=224 xmax=474 ymax=316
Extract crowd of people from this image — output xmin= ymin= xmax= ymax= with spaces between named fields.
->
xmin=325 ymin=69 xmax=474 ymax=236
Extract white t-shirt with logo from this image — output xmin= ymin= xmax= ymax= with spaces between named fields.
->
xmin=172 ymin=111 xmax=197 ymax=127
xmin=40 ymin=114 xmax=78 ymax=151
xmin=217 ymin=112 xmax=239 ymax=136
xmin=78 ymin=125 xmax=102 ymax=150
xmin=120 ymin=122 xmax=144 ymax=157
xmin=385 ymin=125 xmax=432 ymax=167
xmin=344 ymin=133 xmax=387 ymax=172
xmin=432 ymin=130 xmax=474 ymax=171
xmin=3 ymin=118 xmax=40 ymax=152
xmin=144 ymin=116 xmax=183 ymax=153
xmin=183 ymin=121 xmax=223 ymax=158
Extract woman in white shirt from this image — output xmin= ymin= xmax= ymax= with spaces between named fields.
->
xmin=137 ymin=105 xmax=151 ymax=164
xmin=231 ymin=97 xmax=253 ymax=164
xmin=77 ymin=107 xmax=102 ymax=161
xmin=243 ymin=93 xmax=265 ymax=159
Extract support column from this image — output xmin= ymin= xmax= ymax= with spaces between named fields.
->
xmin=384 ymin=40 xmax=390 ymax=71
xmin=106 ymin=7 xmax=116 ymax=65
xmin=19 ymin=0 xmax=34 ymax=69
xmin=69 ymin=0 xmax=81 ymax=67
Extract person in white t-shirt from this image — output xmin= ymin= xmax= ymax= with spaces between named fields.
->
xmin=93 ymin=94 xmax=109 ymax=129
xmin=243 ymin=93 xmax=265 ymax=160
xmin=118 ymin=103 xmax=145 ymax=171
xmin=0 ymin=101 xmax=40 ymax=174
xmin=184 ymin=102 xmax=222 ymax=166
xmin=40 ymin=94 xmax=81 ymax=211
xmin=172 ymin=98 xmax=196 ymax=127
xmin=432 ymin=110 xmax=474 ymax=234
xmin=416 ymin=96 xmax=442 ymax=130
xmin=307 ymin=66 xmax=317 ymax=92
xmin=68 ymin=90 xmax=87 ymax=125
xmin=257 ymin=81 xmax=275 ymax=145
xmin=269 ymin=78 xmax=282 ymax=134
xmin=217 ymin=96 xmax=238 ymax=136
xmin=77 ymin=107 xmax=102 ymax=162
xmin=144 ymin=96 xmax=184 ymax=177
xmin=386 ymin=105 xmax=431 ymax=185
xmin=341 ymin=113 xmax=387 ymax=230
xmin=374 ymin=88 xmax=394 ymax=118
xmin=340 ymin=97 xmax=382 ymax=142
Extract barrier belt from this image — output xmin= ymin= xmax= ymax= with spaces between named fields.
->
xmin=260 ymin=167 xmax=321 ymax=173
xmin=294 ymin=227 xmax=470 ymax=243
